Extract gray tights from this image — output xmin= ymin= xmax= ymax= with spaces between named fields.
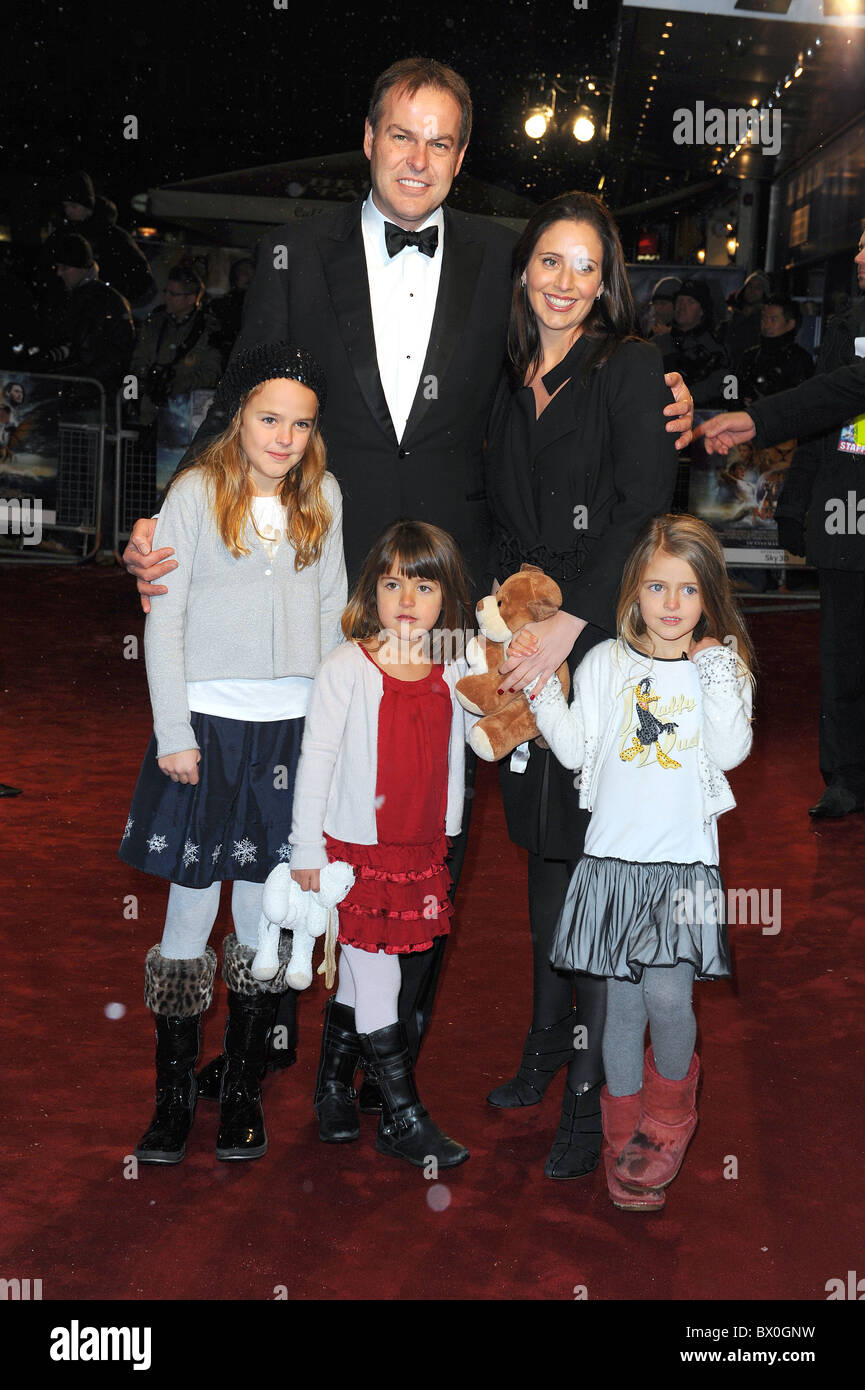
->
xmin=603 ymin=962 xmax=696 ymax=1096
xmin=159 ymin=880 xmax=263 ymax=958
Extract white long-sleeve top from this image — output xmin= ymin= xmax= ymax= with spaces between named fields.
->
xmin=289 ymin=641 xmax=475 ymax=870
xmin=529 ymin=640 xmax=753 ymax=827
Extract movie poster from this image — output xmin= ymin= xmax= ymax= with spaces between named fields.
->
xmin=0 ymin=371 xmax=61 ymax=527
xmin=687 ymin=409 xmax=803 ymax=566
xmin=155 ymin=389 xmax=215 ymax=495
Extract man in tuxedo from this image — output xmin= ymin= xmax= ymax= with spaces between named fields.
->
xmin=123 ymin=57 xmax=694 ymax=1088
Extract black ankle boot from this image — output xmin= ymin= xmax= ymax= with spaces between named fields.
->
xmin=487 ymin=1010 xmax=578 ymax=1108
xmin=314 ymin=999 xmax=361 ymax=1142
xmin=359 ymin=1021 xmax=468 ymax=1169
xmin=544 ymin=1079 xmax=604 ymax=1179
xmin=215 ymin=989 xmax=278 ymax=1160
xmin=134 ymin=945 xmax=216 ymax=1165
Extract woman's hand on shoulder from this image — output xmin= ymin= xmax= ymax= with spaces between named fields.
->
xmin=688 ymin=636 xmax=723 ymax=661
xmin=663 ymin=371 xmax=694 ymax=451
xmin=291 ymin=868 xmax=320 ymax=893
xmin=157 ymin=749 xmax=201 ymax=784
xmin=498 ymin=610 xmax=586 ymax=693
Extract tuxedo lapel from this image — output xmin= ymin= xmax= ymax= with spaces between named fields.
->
xmin=319 ymin=203 xmax=397 ymax=446
xmin=402 ymin=206 xmax=484 ymax=444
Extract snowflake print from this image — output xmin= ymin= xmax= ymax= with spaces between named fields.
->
xmin=211 ymin=844 xmax=222 ymax=865
xmin=276 ymin=841 xmax=292 ymax=863
xmin=182 ymin=839 xmax=200 ymax=868
xmin=231 ymin=837 xmax=258 ymax=867
xmin=122 ymin=817 xmax=134 ymax=841
xmin=147 ymin=834 xmax=168 ymax=854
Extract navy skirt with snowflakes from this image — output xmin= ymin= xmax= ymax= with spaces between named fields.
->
xmin=118 ymin=712 xmax=303 ymax=887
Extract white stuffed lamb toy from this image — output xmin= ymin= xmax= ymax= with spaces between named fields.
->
xmin=251 ymin=860 xmax=355 ymax=989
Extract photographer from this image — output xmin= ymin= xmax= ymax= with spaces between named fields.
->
xmin=130 ymin=262 xmax=221 ymax=427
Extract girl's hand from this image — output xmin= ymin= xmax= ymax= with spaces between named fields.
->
xmin=688 ymin=636 xmax=723 ymax=660
xmin=498 ymin=610 xmax=587 ymax=693
xmin=291 ymin=868 xmax=321 ymax=893
xmin=158 ymin=749 xmax=200 ymax=785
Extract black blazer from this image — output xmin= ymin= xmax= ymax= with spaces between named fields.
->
xmin=486 ymin=337 xmax=680 ymax=636
xmin=185 ymin=200 xmax=516 ymax=585
xmin=773 ymin=302 xmax=865 ymax=569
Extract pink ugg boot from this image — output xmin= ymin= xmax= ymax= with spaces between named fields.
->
xmin=615 ymin=1048 xmax=699 ymax=1191
xmin=600 ymin=1086 xmax=665 ymax=1212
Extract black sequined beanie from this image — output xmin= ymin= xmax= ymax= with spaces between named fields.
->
xmin=215 ymin=342 xmax=328 ymax=419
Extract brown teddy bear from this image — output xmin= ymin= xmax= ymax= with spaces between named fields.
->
xmin=456 ymin=564 xmax=571 ymax=762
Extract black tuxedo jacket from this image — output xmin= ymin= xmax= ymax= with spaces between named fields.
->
xmin=185 ymin=200 xmax=516 ymax=585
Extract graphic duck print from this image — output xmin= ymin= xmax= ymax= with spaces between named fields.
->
xmin=620 ymin=678 xmax=681 ymax=770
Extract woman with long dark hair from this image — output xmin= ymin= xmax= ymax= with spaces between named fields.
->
xmin=484 ymin=191 xmax=680 ymax=1178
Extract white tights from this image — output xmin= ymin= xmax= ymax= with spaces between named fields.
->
xmin=335 ymin=942 xmax=401 ymax=1034
xmin=160 ymin=880 xmax=263 ymax=959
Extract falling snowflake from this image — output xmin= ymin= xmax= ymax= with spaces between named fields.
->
xmin=211 ymin=843 xmax=222 ymax=864
xmin=182 ymin=839 xmax=200 ymax=868
xmin=231 ymin=837 xmax=258 ymax=866
xmin=147 ymin=834 xmax=168 ymax=853
xmin=122 ymin=817 xmax=134 ymax=841
xmin=276 ymin=841 xmax=292 ymax=862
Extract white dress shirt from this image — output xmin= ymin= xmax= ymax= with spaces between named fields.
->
xmin=361 ymin=195 xmax=444 ymax=443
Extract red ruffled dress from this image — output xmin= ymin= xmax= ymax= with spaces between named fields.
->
xmin=325 ymin=647 xmax=454 ymax=954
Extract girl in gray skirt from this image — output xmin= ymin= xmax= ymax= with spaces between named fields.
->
xmin=520 ymin=514 xmax=754 ymax=1211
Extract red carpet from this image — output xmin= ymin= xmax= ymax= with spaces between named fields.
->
xmin=2 ymin=563 xmax=864 ymax=1316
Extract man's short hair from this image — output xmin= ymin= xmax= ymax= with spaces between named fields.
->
xmin=366 ymin=57 xmax=473 ymax=149
xmin=765 ymin=293 xmax=800 ymax=328
xmin=167 ymin=262 xmax=204 ymax=295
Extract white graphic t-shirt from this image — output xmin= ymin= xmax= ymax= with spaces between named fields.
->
xmin=584 ymin=647 xmax=719 ymax=866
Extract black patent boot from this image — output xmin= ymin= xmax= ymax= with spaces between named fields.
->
xmin=134 ymin=945 xmax=217 ymax=1165
xmin=544 ymin=1079 xmax=604 ymax=1179
xmin=215 ymin=989 xmax=277 ymax=1160
xmin=314 ymin=999 xmax=361 ymax=1142
xmin=197 ymin=977 xmax=298 ymax=1100
xmin=486 ymin=1009 xmax=578 ymax=1108
xmin=359 ymin=1021 xmax=469 ymax=1169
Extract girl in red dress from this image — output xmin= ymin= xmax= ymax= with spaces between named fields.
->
xmin=289 ymin=520 xmax=474 ymax=1168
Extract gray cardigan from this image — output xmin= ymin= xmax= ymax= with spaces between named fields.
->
xmin=144 ymin=468 xmax=346 ymax=755
xmin=289 ymin=641 xmax=475 ymax=870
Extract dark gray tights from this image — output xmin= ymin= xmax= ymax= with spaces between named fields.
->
xmin=603 ymin=962 xmax=697 ymax=1096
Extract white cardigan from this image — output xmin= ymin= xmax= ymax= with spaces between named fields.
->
xmin=289 ymin=641 xmax=474 ymax=870
xmin=530 ymin=639 xmax=753 ymax=823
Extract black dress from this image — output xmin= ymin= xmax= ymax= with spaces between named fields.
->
xmin=484 ymin=334 xmax=679 ymax=859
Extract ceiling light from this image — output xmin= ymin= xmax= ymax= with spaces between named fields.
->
xmin=572 ymin=107 xmax=596 ymax=142
xmin=524 ymin=107 xmax=552 ymax=139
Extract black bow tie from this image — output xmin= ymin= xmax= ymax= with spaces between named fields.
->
xmin=384 ymin=222 xmax=439 ymax=259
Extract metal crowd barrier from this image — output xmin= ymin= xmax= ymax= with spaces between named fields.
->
xmin=0 ymin=373 xmax=106 ymax=563
xmin=0 ymin=373 xmax=168 ymax=563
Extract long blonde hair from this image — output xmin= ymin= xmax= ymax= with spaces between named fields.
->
xmin=165 ymin=382 xmax=331 ymax=569
xmin=617 ymin=514 xmax=756 ymax=677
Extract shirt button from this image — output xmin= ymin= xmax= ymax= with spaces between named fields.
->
xmin=265 ymin=568 xmax=272 ymax=576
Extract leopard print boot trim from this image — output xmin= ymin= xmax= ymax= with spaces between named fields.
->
xmin=143 ymin=944 xmax=218 ymax=1017
xmin=222 ymin=931 xmax=293 ymax=995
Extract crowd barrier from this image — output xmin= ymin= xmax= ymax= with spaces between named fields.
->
xmin=0 ymin=372 xmax=163 ymax=563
